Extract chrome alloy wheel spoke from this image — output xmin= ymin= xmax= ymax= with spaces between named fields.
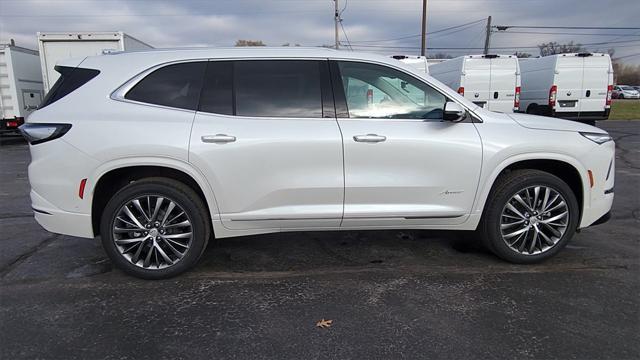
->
xmin=112 ymin=195 xmax=192 ymax=269
xmin=500 ymin=186 xmax=569 ymax=255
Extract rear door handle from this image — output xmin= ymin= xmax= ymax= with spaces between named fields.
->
xmin=201 ymin=134 xmax=236 ymax=143
xmin=353 ymin=134 xmax=387 ymax=143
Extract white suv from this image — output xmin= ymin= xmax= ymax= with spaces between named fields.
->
xmin=21 ymin=48 xmax=615 ymax=279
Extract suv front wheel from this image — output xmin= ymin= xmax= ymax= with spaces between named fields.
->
xmin=480 ymin=169 xmax=580 ymax=263
xmin=100 ymin=178 xmax=210 ymax=279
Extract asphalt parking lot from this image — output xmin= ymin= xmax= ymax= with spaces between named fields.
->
xmin=1 ymin=121 xmax=638 ymax=359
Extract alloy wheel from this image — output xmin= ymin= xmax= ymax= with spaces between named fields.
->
xmin=112 ymin=195 xmax=192 ymax=269
xmin=500 ymin=185 xmax=569 ymax=255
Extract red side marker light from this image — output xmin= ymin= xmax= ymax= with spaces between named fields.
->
xmin=79 ymin=178 xmax=87 ymax=199
xmin=587 ymin=170 xmax=594 ymax=188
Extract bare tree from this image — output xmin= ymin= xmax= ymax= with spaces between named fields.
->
xmin=427 ymin=52 xmax=452 ymax=59
xmin=514 ymin=52 xmax=532 ymax=58
xmin=235 ymin=40 xmax=266 ymax=47
xmin=538 ymin=41 xmax=583 ymax=57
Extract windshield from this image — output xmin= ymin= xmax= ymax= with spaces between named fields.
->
xmin=620 ymin=86 xmax=634 ymax=90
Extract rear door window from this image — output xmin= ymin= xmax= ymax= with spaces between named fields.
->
xmin=234 ymin=60 xmax=323 ymax=118
xmin=125 ymin=62 xmax=206 ymax=111
xmin=198 ymin=61 xmax=233 ymax=115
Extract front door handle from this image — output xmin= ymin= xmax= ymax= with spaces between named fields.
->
xmin=353 ymin=134 xmax=387 ymax=143
xmin=201 ymin=134 xmax=236 ymax=143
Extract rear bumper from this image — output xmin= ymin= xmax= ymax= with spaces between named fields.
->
xmin=590 ymin=211 xmax=611 ymax=227
xmin=552 ymin=109 xmax=610 ymax=121
xmin=31 ymin=189 xmax=94 ymax=238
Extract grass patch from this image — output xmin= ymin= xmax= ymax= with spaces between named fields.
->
xmin=609 ymin=100 xmax=640 ymax=120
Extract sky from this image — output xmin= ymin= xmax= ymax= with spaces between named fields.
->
xmin=1 ymin=0 xmax=639 ymax=64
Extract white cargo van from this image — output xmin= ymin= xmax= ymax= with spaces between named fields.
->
xmin=428 ymin=54 xmax=521 ymax=113
xmin=38 ymin=31 xmax=153 ymax=92
xmin=519 ymin=53 xmax=613 ymax=123
xmin=390 ymin=55 xmax=429 ymax=74
xmin=0 ymin=44 xmax=44 ymax=135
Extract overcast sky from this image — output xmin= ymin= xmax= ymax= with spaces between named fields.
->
xmin=1 ymin=0 xmax=638 ymax=64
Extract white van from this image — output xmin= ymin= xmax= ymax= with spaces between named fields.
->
xmin=390 ymin=55 xmax=429 ymax=74
xmin=428 ymin=54 xmax=521 ymax=113
xmin=519 ymin=53 xmax=613 ymax=123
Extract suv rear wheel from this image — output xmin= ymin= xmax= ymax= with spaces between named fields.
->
xmin=100 ymin=178 xmax=210 ymax=279
xmin=479 ymin=169 xmax=579 ymax=263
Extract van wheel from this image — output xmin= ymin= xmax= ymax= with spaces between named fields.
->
xmin=526 ymin=104 xmax=538 ymax=114
xmin=479 ymin=169 xmax=579 ymax=263
xmin=100 ymin=178 xmax=210 ymax=279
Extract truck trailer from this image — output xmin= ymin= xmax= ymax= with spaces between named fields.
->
xmin=0 ymin=43 xmax=44 ymax=136
xmin=37 ymin=31 xmax=153 ymax=92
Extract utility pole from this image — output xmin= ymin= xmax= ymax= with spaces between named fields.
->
xmin=483 ymin=16 xmax=492 ymax=55
xmin=334 ymin=0 xmax=340 ymax=49
xmin=420 ymin=0 xmax=428 ymax=56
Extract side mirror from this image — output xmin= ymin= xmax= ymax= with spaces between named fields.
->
xmin=443 ymin=102 xmax=466 ymax=122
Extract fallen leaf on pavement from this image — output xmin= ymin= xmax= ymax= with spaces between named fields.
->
xmin=316 ymin=319 xmax=333 ymax=329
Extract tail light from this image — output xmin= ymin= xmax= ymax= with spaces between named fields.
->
xmin=18 ymin=123 xmax=72 ymax=145
xmin=457 ymin=87 xmax=464 ymax=96
xmin=5 ymin=117 xmax=24 ymax=129
xmin=549 ymin=85 xmax=557 ymax=108
xmin=606 ymin=85 xmax=613 ymax=107
xmin=514 ymin=86 xmax=521 ymax=111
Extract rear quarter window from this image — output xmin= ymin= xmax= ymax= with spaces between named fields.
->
xmin=40 ymin=66 xmax=100 ymax=109
xmin=125 ymin=62 xmax=207 ymax=111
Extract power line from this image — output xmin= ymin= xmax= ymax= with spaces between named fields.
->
xmin=495 ymin=25 xmax=640 ymax=30
xmin=497 ymin=31 xmax=640 ymax=37
xmin=347 ymin=39 xmax=640 ymax=51
xmin=348 ymin=18 xmax=485 ymax=44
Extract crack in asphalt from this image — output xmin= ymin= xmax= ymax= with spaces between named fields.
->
xmin=0 ymin=213 xmax=33 ymax=220
xmin=0 ymin=234 xmax=59 ymax=278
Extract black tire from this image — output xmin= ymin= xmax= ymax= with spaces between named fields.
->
xmin=618 ymin=94 xmax=624 ymax=99
xmin=479 ymin=169 xmax=579 ymax=263
xmin=526 ymin=104 xmax=538 ymax=115
xmin=100 ymin=177 xmax=210 ymax=279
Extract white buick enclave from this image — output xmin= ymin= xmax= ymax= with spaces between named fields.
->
xmin=21 ymin=48 xmax=614 ymax=279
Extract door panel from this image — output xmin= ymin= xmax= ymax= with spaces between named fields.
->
xmin=334 ymin=61 xmax=482 ymax=227
xmin=463 ymin=59 xmax=491 ymax=108
xmin=555 ymin=57 xmax=583 ymax=112
xmin=488 ymin=57 xmax=517 ymax=113
xmin=580 ymin=57 xmax=610 ymax=113
xmin=338 ymin=120 xmax=482 ymax=227
xmin=190 ymin=60 xmax=344 ymax=230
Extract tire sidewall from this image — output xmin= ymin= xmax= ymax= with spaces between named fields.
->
xmin=100 ymin=180 xmax=209 ymax=279
xmin=485 ymin=172 xmax=580 ymax=263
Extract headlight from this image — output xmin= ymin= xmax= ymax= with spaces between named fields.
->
xmin=580 ymin=132 xmax=612 ymax=145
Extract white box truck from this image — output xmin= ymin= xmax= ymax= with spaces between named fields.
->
xmin=519 ymin=53 xmax=613 ymax=123
xmin=428 ymin=54 xmax=521 ymax=113
xmin=38 ymin=31 xmax=153 ymax=92
xmin=0 ymin=43 xmax=44 ymax=136
xmin=390 ymin=55 xmax=429 ymax=74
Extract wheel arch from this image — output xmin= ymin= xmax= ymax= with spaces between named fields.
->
xmin=89 ymin=158 xmax=221 ymax=237
xmin=475 ymin=154 xmax=587 ymax=225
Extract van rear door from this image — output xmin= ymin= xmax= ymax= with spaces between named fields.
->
xmin=463 ymin=58 xmax=491 ymax=108
xmin=488 ymin=56 xmax=518 ymax=113
xmin=554 ymin=56 xmax=583 ymax=113
xmin=579 ymin=55 xmax=610 ymax=116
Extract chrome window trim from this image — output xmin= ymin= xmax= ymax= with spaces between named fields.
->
xmin=110 ymin=56 xmax=483 ymax=121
